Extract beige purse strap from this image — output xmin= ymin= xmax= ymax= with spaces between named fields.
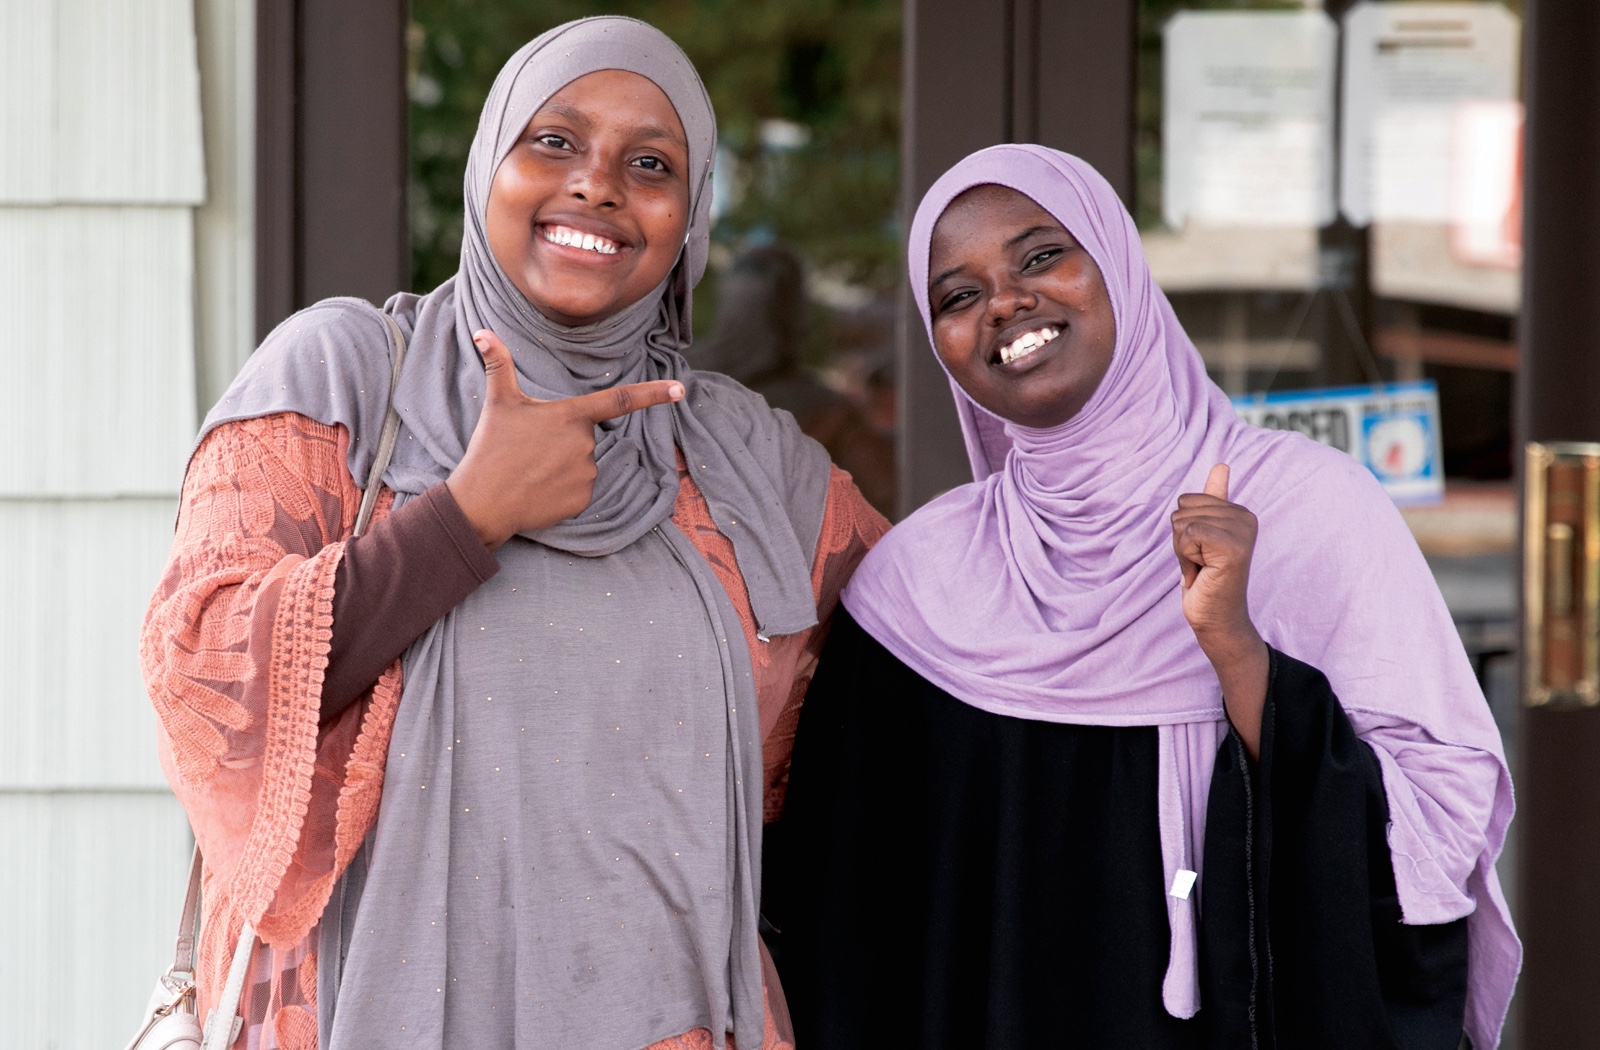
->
xmin=153 ymin=845 xmax=251 ymax=1048
xmin=203 ymin=919 xmax=256 ymax=1050
xmin=168 ymin=307 xmax=408 ymax=1047
xmin=354 ymin=310 xmax=410 ymax=538
xmin=171 ymin=846 xmax=203 ymax=978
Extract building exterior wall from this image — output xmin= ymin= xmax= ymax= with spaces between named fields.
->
xmin=0 ymin=1 xmax=251 ymax=1045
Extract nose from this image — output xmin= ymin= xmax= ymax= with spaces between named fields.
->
xmin=567 ymin=151 xmax=623 ymax=208
xmin=985 ymin=284 xmax=1036 ymax=326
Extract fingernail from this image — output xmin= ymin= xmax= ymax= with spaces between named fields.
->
xmin=668 ymin=383 xmax=684 ymax=399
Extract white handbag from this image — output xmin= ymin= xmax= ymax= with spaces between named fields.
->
xmin=123 ymin=848 xmax=255 ymax=1050
xmin=126 ymin=306 xmax=409 ymax=1050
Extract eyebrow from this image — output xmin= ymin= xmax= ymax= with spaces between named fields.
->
xmin=538 ymin=102 xmax=593 ymax=129
xmin=929 ymin=224 xmax=1066 ymax=288
xmin=1004 ymin=223 xmax=1060 ymax=248
xmin=536 ymin=101 xmax=687 ymax=151
xmin=631 ymin=123 xmax=688 ymax=149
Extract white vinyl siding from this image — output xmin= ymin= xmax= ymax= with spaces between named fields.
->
xmin=0 ymin=0 xmax=204 ymax=205
xmin=0 ymin=500 xmax=179 ymax=788
xmin=0 ymin=208 xmax=197 ymax=496
xmin=0 ymin=1 xmax=249 ymax=1046
xmin=0 ymin=794 xmax=193 ymax=1048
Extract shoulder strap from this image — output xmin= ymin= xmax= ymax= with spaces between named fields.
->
xmin=168 ymin=846 xmax=203 ymax=979
xmin=354 ymin=310 xmax=410 ymax=538
xmin=164 ymin=845 xmax=253 ymax=1045
xmin=203 ymin=920 xmax=257 ymax=1050
xmin=159 ymin=305 xmax=408 ymax=1046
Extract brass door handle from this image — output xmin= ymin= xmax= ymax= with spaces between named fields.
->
xmin=1526 ymin=442 xmax=1600 ymax=708
xmin=1548 ymin=522 xmax=1574 ymax=618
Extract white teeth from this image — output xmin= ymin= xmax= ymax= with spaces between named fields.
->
xmin=542 ymin=225 xmax=620 ymax=255
xmin=999 ymin=326 xmax=1060 ymax=365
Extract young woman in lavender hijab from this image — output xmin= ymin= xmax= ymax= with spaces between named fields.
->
xmin=141 ymin=16 xmax=886 ymax=1050
xmin=771 ymin=146 xmax=1519 ymax=1049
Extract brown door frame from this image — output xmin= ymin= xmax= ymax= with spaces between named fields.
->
xmin=1517 ymin=0 xmax=1600 ymax=1044
xmin=255 ymin=0 xmax=409 ymax=343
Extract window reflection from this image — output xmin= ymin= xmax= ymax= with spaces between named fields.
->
xmin=409 ymin=1 xmax=902 ymax=517
xmin=1139 ymin=0 xmax=1522 ymax=502
xmin=691 ymin=244 xmax=897 ymax=513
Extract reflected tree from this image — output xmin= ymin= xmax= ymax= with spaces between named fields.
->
xmin=408 ymin=0 xmax=902 ymax=334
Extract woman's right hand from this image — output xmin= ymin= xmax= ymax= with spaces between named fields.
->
xmin=1172 ymin=463 xmax=1268 ymax=758
xmin=445 ymin=329 xmax=685 ymax=549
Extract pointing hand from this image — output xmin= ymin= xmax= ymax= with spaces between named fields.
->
xmin=445 ymin=329 xmax=684 ymax=548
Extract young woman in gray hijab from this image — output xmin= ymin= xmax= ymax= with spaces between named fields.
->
xmin=141 ymin=17 xmax=887 ymax=1050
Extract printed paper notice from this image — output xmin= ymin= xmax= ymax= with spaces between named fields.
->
xmin=1340 ymin=2 xmax=1520 ymax=226
xmin=1162 ymin=11 xmax=1337 ymax=229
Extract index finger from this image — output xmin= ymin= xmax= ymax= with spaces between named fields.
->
xmin=565 ymin=380 xmax=686 ymax=423
xmin=1203 ymin=463 xmax=1230 ymax=501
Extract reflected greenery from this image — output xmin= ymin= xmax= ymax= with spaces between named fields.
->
xmin=408 ymin=0 xmax=902 ymax=335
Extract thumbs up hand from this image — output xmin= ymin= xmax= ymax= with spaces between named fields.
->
xmin=445 ymin=329 xmax=685 ymax=549
xmin=1172 ymin=464 xmax=1268 ymax=757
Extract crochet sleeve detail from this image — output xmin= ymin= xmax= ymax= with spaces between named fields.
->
xmin=141 ymin=413 xmax=404 ymax=985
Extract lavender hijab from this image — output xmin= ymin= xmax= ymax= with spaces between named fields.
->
xmin=842 ymin=145 xmax=1518 ymax=1046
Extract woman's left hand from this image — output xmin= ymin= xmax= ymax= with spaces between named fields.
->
xmin=1172 ymin=463 xmax=1269 ymax=757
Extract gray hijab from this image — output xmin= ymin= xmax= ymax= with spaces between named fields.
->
xmin=197 ymin=16 xmax=831 ymax=1049
xmin=203 ymin=14 xmax=825 ymax=638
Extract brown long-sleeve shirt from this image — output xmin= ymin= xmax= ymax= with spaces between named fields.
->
xmin=321 ymin=482 xmax=499 ymax=717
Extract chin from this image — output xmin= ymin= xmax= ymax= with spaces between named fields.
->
xmin=551 ymin=298 xmax=605 ymax=319
xmin=1007 ymin=396 xmax=1082 ymax=430
xmin=526 ymin=288 xmax=610 ymax=326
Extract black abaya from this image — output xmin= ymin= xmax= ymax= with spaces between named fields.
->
xmin=768 ymin=611 xmax=1468 ymax=1049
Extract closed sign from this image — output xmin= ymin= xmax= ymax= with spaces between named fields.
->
xmin=1232 ymin=380 xmax=1444 ymax=504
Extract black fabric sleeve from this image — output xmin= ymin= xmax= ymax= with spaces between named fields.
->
xmin=1199 ymin=647 xmax=1470 ymax=1050
xmin=320 ymin=482 xmax=500 ymax=721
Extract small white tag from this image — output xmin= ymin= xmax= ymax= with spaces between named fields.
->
xmin=1169 ymin=869 xmax=1198 ymax=901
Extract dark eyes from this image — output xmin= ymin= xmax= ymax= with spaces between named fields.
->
xmin=933 ymin=245 xmax=1067 ymax=314
xmin=1025 ymin=246 xmax=1064 ymax=269
xmin=937 ymin=289 xmax=978 ymax=314
xmin=529 ymin=134 xmax=672 ymax=176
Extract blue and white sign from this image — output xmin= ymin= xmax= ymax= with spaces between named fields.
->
xmin=1231 ymin=380 xmax=1444 ymax=504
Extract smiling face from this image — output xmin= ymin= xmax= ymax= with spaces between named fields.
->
xmin=927 ymin=184 xmax=1116 ymax=430
xmin=486 ymin=69 xmax=691 ymax=327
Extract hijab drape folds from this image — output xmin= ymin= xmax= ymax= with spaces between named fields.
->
xmin=204 ymin=16 xmax=824 ymax=640
xmin=842 ymin=145 xmax=1518 ymax=1047
xmin=199 ymin=17 xmax=830 ymax=1050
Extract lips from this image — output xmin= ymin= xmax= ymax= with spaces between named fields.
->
xmin=540 ymin=223 xmax=623 ymax=255
xmin=996 ymin=325 xmax=1061 ymax=366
